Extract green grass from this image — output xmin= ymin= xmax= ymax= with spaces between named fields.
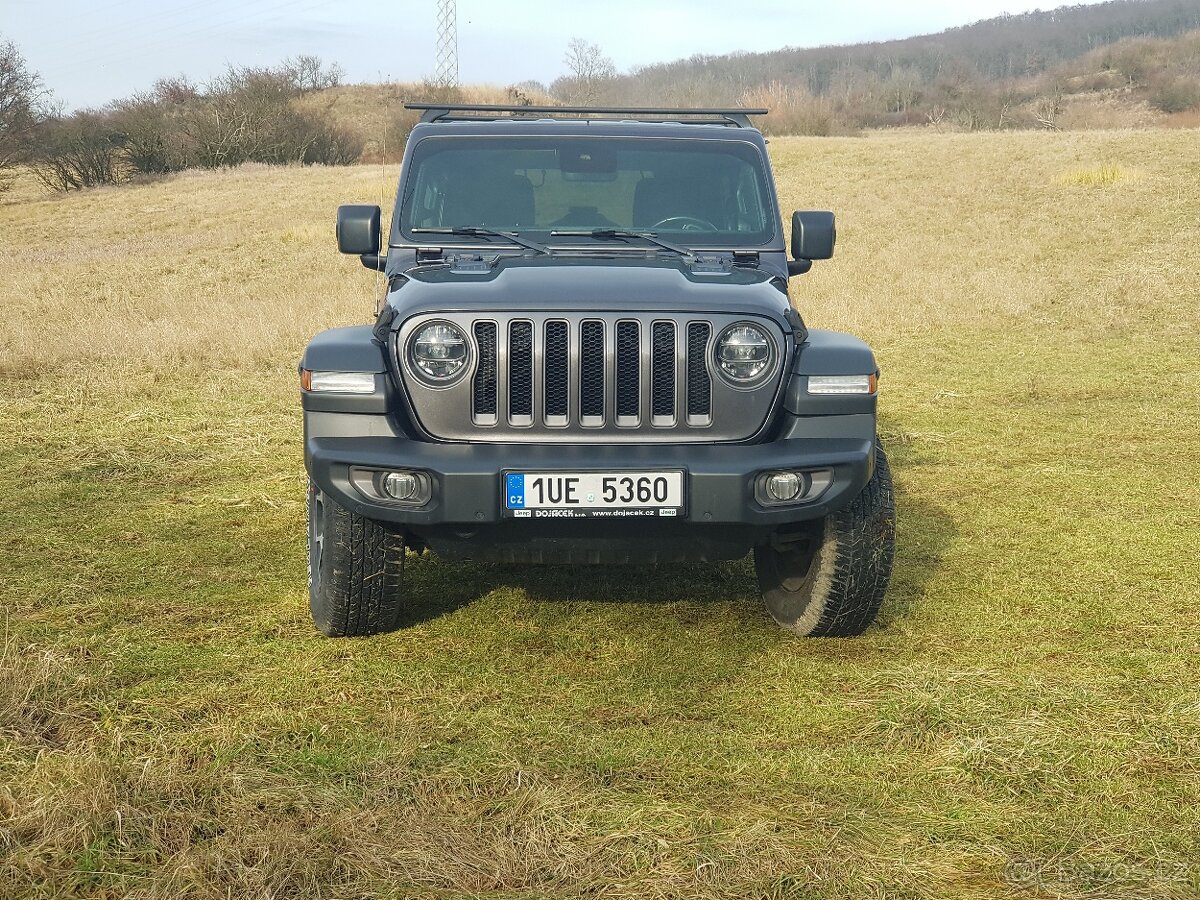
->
xmin=2 ymin=130 xmax=1199 ymax=898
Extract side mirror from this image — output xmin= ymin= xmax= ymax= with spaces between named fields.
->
xmin=336 ymin=204 xmax=381 ymax=255
xmin=790 ymin=210 xmax=836 ymax=273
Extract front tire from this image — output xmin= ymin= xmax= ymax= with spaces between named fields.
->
xmin=754 ymin=445 xmax=895 ymax=637
xmin=307 ymin=480 xmax=407 ymax=636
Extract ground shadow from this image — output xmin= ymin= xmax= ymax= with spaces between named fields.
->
xmin=397 ymin=549 xmax=759 ymax=629
xmin=874 ymin=491 xmax=958 ymax=630
xmin=397 ymin=470 xmax=957 ymax=633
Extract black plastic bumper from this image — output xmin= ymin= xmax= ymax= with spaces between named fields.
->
xmin=306 ymin=431 xmax=875 ymax=529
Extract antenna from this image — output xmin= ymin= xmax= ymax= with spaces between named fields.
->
xmin=434 ymin=0 xmax=459 ymax=88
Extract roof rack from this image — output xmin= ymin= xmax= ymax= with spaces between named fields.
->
xmin=405 ymin=103 xmax=769 ymax=129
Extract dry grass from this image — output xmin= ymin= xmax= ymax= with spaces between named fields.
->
xmin=2 ymin=130 xmax=1199 ymax=898
xmin=1160 ymin=107 xmax=1200 ymax=128
xmin=0 ymin=164 xmax=394 ymax=376
xmin=1056 ymin=91 xmax=1166 ymax=130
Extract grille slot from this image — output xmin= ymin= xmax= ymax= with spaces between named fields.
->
xmin=509 ymin=321 xmax=533 ymax=425
xmin=615 ymin=321 xmax=640 ymax=424
xmin=472 ymin=322 xmax=498 ymax=424
xmin=579 ymin=320 xmax=605 ymax=424
xmin=544 ymin=320 xmax=569 ymax=425
xmin=651 ymin=322 xmax=676 ymax=424
xmin=686 ymin=322 xmax=712 ymax=424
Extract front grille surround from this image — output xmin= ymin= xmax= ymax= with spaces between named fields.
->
xmin=395 ymin=312 xmax=788 ymax=443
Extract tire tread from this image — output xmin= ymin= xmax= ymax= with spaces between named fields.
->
xmin=756 ymin=444 xmax=896 ymax=637
xmin=310 ymin=485 xmax=406 ymax=637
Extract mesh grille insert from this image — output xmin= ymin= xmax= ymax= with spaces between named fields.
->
xmin=509 ymin=321 xmax=533 ymax=418
xmin=686 ymin=322 xmax=711 ymax=418
xmin=616 ymin=321 xmax=640 ymax=419
xmin=544 ymin=320 xmax=568 ymax=419
xmin=651 ymin=322 xmax=676 ymax=419
xmin=580 ymin=320 xmax=604 ymax=419
xmin=472 ymin=322 xmax=497 ymax=418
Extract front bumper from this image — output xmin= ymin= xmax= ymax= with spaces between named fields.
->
xmin=305 ymin=412 xmax=876 ymax=529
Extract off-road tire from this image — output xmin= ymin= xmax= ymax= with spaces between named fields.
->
xmin=308 ymin=480 xmax=407 ymax=636
xmin=754 ymin=444 xmax=895 ymax=637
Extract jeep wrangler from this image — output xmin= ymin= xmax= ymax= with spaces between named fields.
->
xmin=300 ymin=103 xmax=894 ymax=638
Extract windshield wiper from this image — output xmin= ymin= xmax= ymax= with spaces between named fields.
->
xmin=550 ymin=229 xmax=694 ymax=260
xmin=411 ymin=227 xmax=549 ymax=255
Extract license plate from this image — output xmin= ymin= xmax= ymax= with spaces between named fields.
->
xmin=503 ymin=471 xmax=684 ymax=519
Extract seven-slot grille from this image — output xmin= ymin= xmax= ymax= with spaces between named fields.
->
xmin=399 ymin=313 xmax=783 ymax=443
xmin=470 ymin=318 xmax=713 ymax=429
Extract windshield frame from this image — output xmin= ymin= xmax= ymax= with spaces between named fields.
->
xmin=391 ymin=132 xmax=781 ymax=253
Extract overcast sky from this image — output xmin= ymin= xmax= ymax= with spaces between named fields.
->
xmin=7 ymin=0 xmax=1060 ymax=110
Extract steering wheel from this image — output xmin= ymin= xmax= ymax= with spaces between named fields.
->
xmin=651 ymin=216 xmax=718 ymax=232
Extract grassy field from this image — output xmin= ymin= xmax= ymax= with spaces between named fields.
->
xmin=2 ymin=130 xmax=1198 ymax=899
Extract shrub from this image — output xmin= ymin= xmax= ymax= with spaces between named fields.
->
xmin=30 ymin=58 xmax=363 ymax=190
xmin=108 ymin=93 xmax=184 ymax=176
xmin=28 ymin=111 xmax=124 ymax=191
xmin=741 ymin=82 xmax=838 ymax=136
xmin=1149 ymin=75 xmax=1200 ymax=113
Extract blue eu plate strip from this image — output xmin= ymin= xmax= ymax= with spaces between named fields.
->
xmin=505 ymin=473 xmax=525 ymax=509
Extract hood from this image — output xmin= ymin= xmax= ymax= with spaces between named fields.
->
xmin=384 ymin=254 xmax=792 ymax=321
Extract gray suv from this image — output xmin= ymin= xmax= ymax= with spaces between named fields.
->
xmin=301 ymin=104 xmax=894 ymax=637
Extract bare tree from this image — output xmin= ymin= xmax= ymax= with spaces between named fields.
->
xmin=565 ymin=38 xmax=615 ymax=84
xmin=553 ymin=38 xmax=616 ymax=104
xmin=151 ymin=76 xmax=199 ymax=105
xmin=283 ymin=55 xmax=345 ymax=94
xmin=0 ymin=36 xmax=45 ymax=186
xmin=1034 ymin=86 xmax=1063 ymax=130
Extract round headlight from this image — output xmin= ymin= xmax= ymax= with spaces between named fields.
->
xmin=715 ymin=323 xmax=774 ymax=383
xmin=410 ymin=322 xmax=468 ymax=381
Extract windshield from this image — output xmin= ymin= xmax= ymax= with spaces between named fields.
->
xmin=399 ymin=136 xmax=775 ymax=247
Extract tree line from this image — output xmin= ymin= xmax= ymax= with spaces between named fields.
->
xmin=4 ymin=0 xmax=1200 ymax=191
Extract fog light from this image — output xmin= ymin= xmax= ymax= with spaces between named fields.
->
xmin=349 ymin=467 xmax=432 ymax=506
xmin=383 ymin=471 xmax=419 ymax=501
xmin=766 ymin=472 xmax=802 ymax=502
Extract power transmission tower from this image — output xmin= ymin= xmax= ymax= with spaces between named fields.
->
xmin=435 ymin=0 xmax=459 ymax=88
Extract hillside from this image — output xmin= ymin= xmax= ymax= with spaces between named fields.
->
xmin=307 ymin=1 xmax=1200 ymax=157
xmin=627 ymin=0 xmax=1200 ymax=93
xmin=600 ymin=0 xmax=1200 ymax=133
